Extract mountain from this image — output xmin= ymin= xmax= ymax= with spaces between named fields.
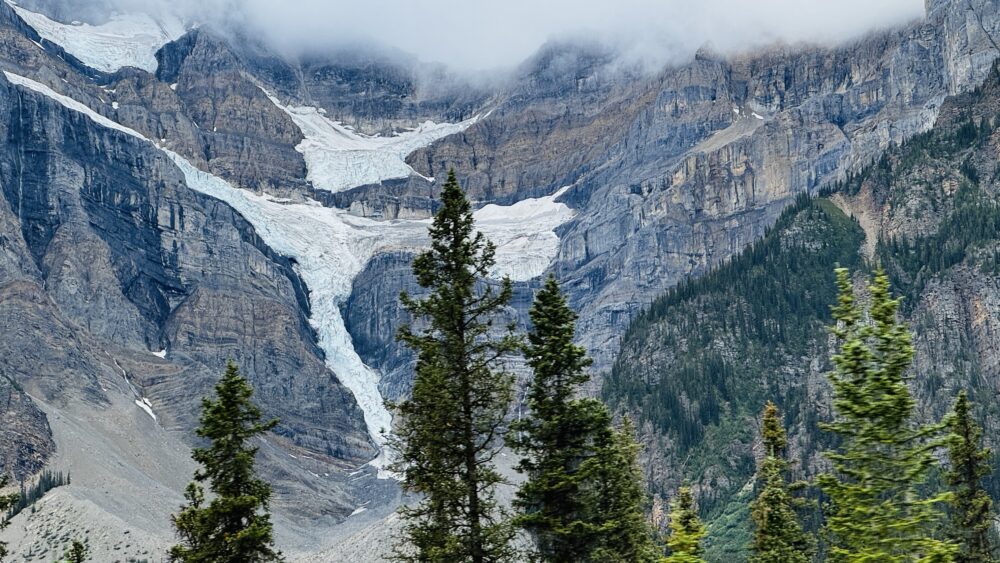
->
xmin=0 ymin=0 xmax=997 ymax=560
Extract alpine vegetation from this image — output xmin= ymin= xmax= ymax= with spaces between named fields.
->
xmin=818 ymin=269 xmax=955 ymax=561
xmin=749 ymin=403 xmax=813 ymax=563
xmin=511 ymin=275 xmax=661 ymax=562
xmin=170 ymin=361 xmax=281 ymax=563
xmin=391 ymin=169 xmax=520 ymax=563
xmin=946 ymin=391 xmax=996 ymax=563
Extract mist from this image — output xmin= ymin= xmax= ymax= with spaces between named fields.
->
xmin=114 ymin=0 xmax=926 ymax=72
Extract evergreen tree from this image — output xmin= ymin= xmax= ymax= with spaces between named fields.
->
xmin=0 ymin=475 xmax=18 ymax=561
xmin=818 ymin=268 xmax=956 ymax=562
xmin=664 ymin=486 xmax=705 ymax=563
xmin=511 ymin=276 xmax=659 ymax=562
xmin=392 ymin=169 xmax=519 ymax=563
xmin=749 ymin=402 xmax=813 ymax=563
xmin=586 ymin=417 xmax=662 ymax=563
xmin=61 ymin=540 xmax=88 ymax=563
xmin=170 ymin=361 xmax=281 ymax=563
xmin=946 ymin=391 xmax=996 ymax=563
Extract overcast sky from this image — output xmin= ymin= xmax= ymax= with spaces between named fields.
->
xmin=140 ymin=0 xmax=927 ymax=71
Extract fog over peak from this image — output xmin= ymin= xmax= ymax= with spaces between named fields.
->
xmin=50 ymin=0 xmax=927 ymax=71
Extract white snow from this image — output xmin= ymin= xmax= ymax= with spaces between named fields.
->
xmin=473 ymin=187 xmax=574 ymax=281
xmin=8 ymin=2 xmax=185 ymax=73
xmin=733 ymin=106 xmax=740 ymax=114
xmin=5 ymin=70 xmax=576 ymax=477
xmin=169 ymin=83 xmax=177 ymax=91
xmin=135 ymin=399 xmax=156 ymax=421
xmin=111 ymin=101 xmax=119 ymax=110
xmin=752 ymin=111 xmax=765 ymax=120
xmin=152 ymin=349 xmax=167 ymax=358
xmin=269 ymin=96 xmax=480 ymax=193
xmin=4 ymin=71 xmax=143 ymax=139
xmin=350 ymin=507 xmax=368 ymax=517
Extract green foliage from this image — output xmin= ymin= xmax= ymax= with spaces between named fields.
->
xmin=879 ymin=185 xmax=1000 ymax=304
xmin=169 ymin=361 xmax=281 ymax=563
xmin=749 ymin=403 xmax=813 ymax=563
xmin=702 ymin=488 xmax=752 ymax=562
xmin=392 ymin=169 xmax=518 ymax=563
xmin=947 ymin=391 xmax=996 ymax=563
xmin=606 ymin=195 xmax=863 ymax=459
xmin=585 ymin=417 xmax=664 ymax=563
xmin=664 ymin=487 xmax=705 ymax=563
xmin=4 ymin=469 xmax=68 ymax=521
xmin=61 ymin=539 xmax=88 ymax=562
xmin=512 ymin=275 xmax=659 ymax=562
xmin=817 ymin=268 xmax=955 ymax=562
xmin=0 ymin=475 xmax=18 ymax=561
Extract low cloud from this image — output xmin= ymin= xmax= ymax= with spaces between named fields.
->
xmin=118 ymin=0 xmax=926 ymax=71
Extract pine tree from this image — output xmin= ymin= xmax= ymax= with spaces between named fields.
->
xmin=392 ymin=169 xmax=519 ymax=563
xmin=818 ymin=268 xmax=956 ymax=562
xmin=749 ymin=402 xmax=813 ymax=563
xmin=62 ymin=540 xmax=88 ymax=563
xmin=0 ymin=475 xmax=18 ymax=561
xmin=664 ymin=486 xmax=705 ymax=563
xmin=586 ymin=417 xmax=663 ymax=563
xmin=947 ymin=391 xmax=995 ymax=563
xmin=511 ymin=275 xmax=659 ymax=562
xmin=169 ymin=361 xmax=281 ymax=563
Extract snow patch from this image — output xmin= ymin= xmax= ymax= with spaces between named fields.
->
xmin=473 ymin=187 xmax=575 ymax=281
xmin=268 ymin=95 xmax=479 ymax=193
xmin=135 ymin=399 xmax=156 ymax=421
xmin=8 ymin=2 xmax=185 ymax=73
xmin=5 ymin=70 xmax=577 ymax=478
xmin=111 ymin=101 xmax=119 ymax=110
xmin=151 ymin=349 xmax=167 ymax=358
xmin=169 ymin=83 xmax=177 ymax=91
xmin=752 ymin=112 xmax=765 ymax=120
xmin=350 ymin=507 xmax=368 ymax=517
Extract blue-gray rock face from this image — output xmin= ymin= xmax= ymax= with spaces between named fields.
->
xmin=1 ymin=0 xmax=1000 ymax=556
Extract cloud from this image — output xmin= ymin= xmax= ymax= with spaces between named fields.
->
xmin=123 ymin=0 xmax=927 ymax=71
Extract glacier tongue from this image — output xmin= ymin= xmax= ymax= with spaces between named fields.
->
xmin=4 ymin=70 xmax=575 ymax=476
xmin=270 ymin=97 xmax=480 ymax=193
xmin=8 ymin=2 xmax=185 ymax=73
xmin=473 ymin=187 xmax=574 ymax=281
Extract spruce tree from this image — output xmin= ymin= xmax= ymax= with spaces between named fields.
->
xmin=663 ymin=486 xmax=705 ymax=563
xmin=0 ymin=475 xmax=18 ymax=561
xmin=511 ymin=275 xmax=658 ymax=562
xmin=392 ymin=169 xmax=519 ymax=563
xmin=947 ymin=391 xmax=995 ymax=563
xmin=586 ymin=417 xmax=663 ymax=563
xmin=749 ymin=402 xmax=813 ymax=563
xmin=61 ymin=540 xmax=88 ymax=562
xmin=170 ymin=361 xmax=281 ymax=563
xmin=818 ymin=268 xmax=955 ymax=562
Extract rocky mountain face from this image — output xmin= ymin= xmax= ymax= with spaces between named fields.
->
xmin=0 ymin=0 xmax=999 ymax=560
xmin=608 ymin=59 xmax=1000 ymax=560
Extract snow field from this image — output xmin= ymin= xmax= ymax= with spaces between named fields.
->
xmin=8 ymin=2 xmax=185 ymax=73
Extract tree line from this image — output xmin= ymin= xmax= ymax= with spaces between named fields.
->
xmin=161 ymin=172 xmax=998 ymax=562
xmin=3 ymin=171 xmax=993 ymax=562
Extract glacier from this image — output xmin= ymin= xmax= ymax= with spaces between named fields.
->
xmin=8 ymin=2 xmax=185 ymax=73
xmin=270 ymin=97 xmax=480 ymax=193
xmin=4 ymin=70 xmax=575 ymax=474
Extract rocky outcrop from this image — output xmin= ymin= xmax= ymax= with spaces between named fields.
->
xmin=404 ymin=0 xmax=1000 ymax=372
xmin=0 ymin=68 xmax=375 ymax=519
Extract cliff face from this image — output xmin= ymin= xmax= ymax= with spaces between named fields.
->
xmin=404 ymin=0 xmax=1000 ymax=372
xmin=1 ymin=0 xmax=1000 ymax=559
xmin=0 ymin=60 xmax=378 ymax=537
xmin=608 ymin=59 xmax=1000 ymax=559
